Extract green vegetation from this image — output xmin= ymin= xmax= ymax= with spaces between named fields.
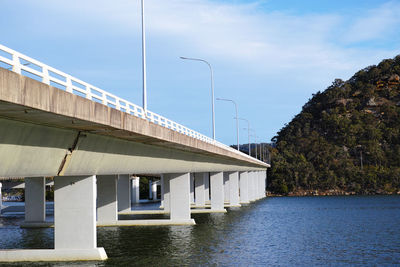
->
xmin=268 ymin=55 xmax=400 ymax=195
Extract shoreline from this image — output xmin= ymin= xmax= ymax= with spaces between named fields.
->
xmin=266 ymin=189 xmax=400 ymax=197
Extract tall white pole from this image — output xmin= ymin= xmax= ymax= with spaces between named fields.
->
xmin=180 ymin=57 xmax=215 ymax=140
xmin=216 ymin=98 xmax=239 ymax=150
xmin=236 ymin=117 xmax=250 ymax=156
xmin=141 ymin=0 xmax=147 ymax=113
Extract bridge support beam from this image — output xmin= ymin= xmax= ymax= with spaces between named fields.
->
xmin=164 ymin=173 xmax=195 ymax=224
xmin=194 ymin=173 xmax=206 ymax=207
xmin=204 ymin=173 xmax=210 ymax=204
xmin=210 ymin=172 xmax=225 ymax=211
xmin=259 ymin=171 xmax=265 ymax=199
xmin=239 ymin=171 xmax=250 ymax=204
xmin=0 ymin=175 xmax=107 ymax=262
xmin=131 ymin=176 xmax=140 ymax=204
xmin=161 ymin=174 xmax=170 ymax=212
xmin=151 ymin=180 xmax=158 ymax=201
xmin=117 ymin=174 xmax=131 ymax=212
xmin=0 ymin=182 xmax=2 ymax=211
xmin=223 ymin=172 xmax=230 ymax=204
xmin=258 ymin=171 xmax=263 ymax=199
xmin=25 ymin=177 xmax=46 ymax=224
xmin=190 ymin=173 xmax=195 ymax=205
xmin=228 ymin=172 xmax=240 ymax=207
xmin=248 ymin=171 xmax=257 ymax=202
xmin=97 ymin=175 xmax=118 ymax=224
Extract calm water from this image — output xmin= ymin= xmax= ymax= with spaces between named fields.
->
xmin=1 ymin=196 xmax=400 ymax=266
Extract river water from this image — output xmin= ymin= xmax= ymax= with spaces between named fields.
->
xmin=0 ymin=195 xmax=399 ymax=266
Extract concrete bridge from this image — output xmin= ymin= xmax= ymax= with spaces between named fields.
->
xmin=0 ymin=44 xmax=269 ymax=262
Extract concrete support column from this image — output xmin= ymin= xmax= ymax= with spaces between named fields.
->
xmin=262 ymin=171 xmax=267 ymax=198
xmin=0 ymin=182 xmax=2 ymax=210
xmin=239 ymin=171 xmax=249 ymax=204
xmin=161 ymin=174 xmax=170 ymax=212
xmin=149 ymin=180 xmax=152 ymax=200
xmin=152 ymin=180 xmax=158 ymax=201
xmin=194 ymin=173 xmax=206 ymax=207
xmin=0 ymin=176 xmax=107 ymax=261
xmin=228 ymin=172 xmax=240 ymax=207
xmin=131 ymin=176 xmax=140 ymax=204
xmin=204 ymin=173 xmax=210 ymax=203
xmin=117 ymin=174 xmax=131 ymax=212
xmin=190 ymin=173 xmax=195 ymax=204
xmin=248 ymin=172 xmax=256 ymax=202
xmin=97 ymin=175 xmax=117 ymax=224
xmin=25 ymin=177 xmax=46 ymax=223
xmin=258 ymin=171 xmax=263 ymax=199
xmin=54 ymin=175 xmax=97 ymax=250
xmin=223 ymin=172 xmax=230 ymax=203
xmin=164 ymin=173 xmax=192 ymax=222
xmin=255 ymin=172 xmax=260 ymax=199
xmin=210 ymin=172 xmax=224 ymax=211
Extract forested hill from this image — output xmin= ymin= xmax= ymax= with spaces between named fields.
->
xmin=269 ymin=55 xmax=400 ymax=195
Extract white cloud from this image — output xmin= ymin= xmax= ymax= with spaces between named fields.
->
xmin=27 ymin=0 xmax=400 ymax=75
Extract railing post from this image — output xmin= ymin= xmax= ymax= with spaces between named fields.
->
xmin=12 ymin=54 xmax=21 ymax=74
xmin=42 ymin=68 xmax=50 ymax=85
xmin=66 ymin=77 xmax=73 ymax=93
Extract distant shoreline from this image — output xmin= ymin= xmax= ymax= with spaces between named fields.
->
xmin=266 ymin=189 xmax=400 ymax=197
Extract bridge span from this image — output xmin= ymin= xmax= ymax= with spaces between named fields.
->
xmin=0 ymin=44 xmax=269 ymax=262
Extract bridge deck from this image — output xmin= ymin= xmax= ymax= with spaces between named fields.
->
xmin=0 ymin=68 xmax=268 ymax=177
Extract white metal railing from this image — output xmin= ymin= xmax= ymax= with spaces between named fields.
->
xmin=0 ymin=44 xmax=260 ymax=162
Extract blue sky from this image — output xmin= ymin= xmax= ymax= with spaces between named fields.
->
xmin=1 ymin=0 xmax=400 ymax=146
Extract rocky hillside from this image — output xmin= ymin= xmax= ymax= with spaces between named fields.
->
xmin=268 ymin=55 xmax=400 ymax=195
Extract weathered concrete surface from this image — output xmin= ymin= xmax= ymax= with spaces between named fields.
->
xmin=0 ymin=248 xmax=107 ymax=262
xmin=0 ymin=68 xmax=268 ymax=177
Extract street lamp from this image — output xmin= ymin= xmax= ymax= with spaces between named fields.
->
xmin=216 ymin=98 xmax=239 ymax=150
xmin=236 ymin=117 xmax=250 ymax=156
xmin=141 ymin=0 xmax=148 ymax=113
xmin=180 ymin=57 xmax=215 ymax=140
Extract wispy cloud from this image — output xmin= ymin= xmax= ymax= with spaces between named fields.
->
xmin=343 ymin=1 xmax=400 ymax=44
xmin=30 ymin=0 xmax=400 ymax=77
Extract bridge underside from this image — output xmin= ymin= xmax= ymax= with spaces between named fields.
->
xmin=0 ymin=68 xmax=266 ymax=178
xmin=0 ymin=117 xmax=262 ymax=177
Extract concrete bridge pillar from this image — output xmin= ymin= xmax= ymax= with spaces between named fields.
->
xmin=131 ymin=176 xmax=140 ymax=204
xmin=0 ymin=182 xmax=2 ymax=210
xmin=239 ymin=171 xmax=249 ymax=204
xmin=97 ymin=175 xmax=118 ymax=224
xmin=190 ymin=173 xmax=195 ymax=205
xmin=148 ymin=180 xmax=152 ymax=200
xmin=263 ymin=171 xmax=267 ymax=197
xmin=163 ymin=173 xmax=193 ymax=223
xmin=54 ymin=175 xmax=107 ymax=259
xmin=258 ymin=171 xmax=263 ymax=199
xmin=259 ymin=171 xmax=265 ymax=199
xmin=210 ymin=172 xmax=224 ymax=211
xmin=117 ymin=174 xmax=131 ymax=212
xmin=151 ymin=180 xmax=158 ymax=201
xmin=25 ymin=177 xmax=46 ymax=223
xmin=161 ymin=174 xmax=170 ymax=212
xmin=228 ymin=172 xmax=240 ymax=207
xmin=204 ymin=173 xmax=210 ymax=203
xmin=223 ymin=172 xmax=230 ymax=204
xmin=248 ymin=171 xmax=257 ymax=202
xmin=194 ymin=173 xmax=206 ymax=207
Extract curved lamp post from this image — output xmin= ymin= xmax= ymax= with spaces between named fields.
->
xmin=236 ymin=117 xmax=250 ymax=156
xmin=180 ymin=57 xmax=215 ymax=140
xmin=216 ymin=98 xmax=239 ymax=150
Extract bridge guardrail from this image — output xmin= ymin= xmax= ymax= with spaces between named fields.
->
xmin=0 ymin=44 xmax=260 ymax=162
